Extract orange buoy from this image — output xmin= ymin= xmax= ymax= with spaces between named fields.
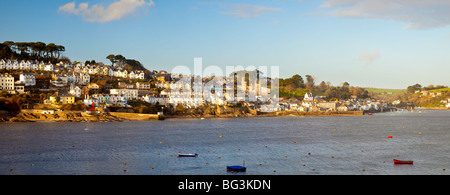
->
xmin=387 ymin=136 xmax=393 ymax=138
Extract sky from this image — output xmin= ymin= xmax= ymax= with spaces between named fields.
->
xmin=1 ymin=0 xmax=450 ymax=89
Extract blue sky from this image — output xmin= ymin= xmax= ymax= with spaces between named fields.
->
xmin=2 ymin=0 xmax=450 ymax=89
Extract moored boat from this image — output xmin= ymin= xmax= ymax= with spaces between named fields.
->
xmin=227 ymin=166 xmax=247 ymax=172
xmin=393 ymin=159 xmax=413 ymax=164
xmin=177 ymin=152 xmax=198 ymax=157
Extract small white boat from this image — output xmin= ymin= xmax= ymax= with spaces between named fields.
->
xmin=177 ymin=152 xmax=198 ymax=157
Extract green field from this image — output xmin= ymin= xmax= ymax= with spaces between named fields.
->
xmin=429 ymin=88 xmax=450 ymax=93
xmin=364 ymin=88 xmax=406 ymax=94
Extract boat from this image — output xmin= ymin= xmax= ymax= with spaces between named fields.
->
xmin=227 ymin=166 xmax=247 ymax=172
xmin=177 ymin=152 xmax=198 ymax=157
xmin=227 ymin=161 xmax=247 ymax=172
xmin=393 ymin=159 xmax=414 ymax=164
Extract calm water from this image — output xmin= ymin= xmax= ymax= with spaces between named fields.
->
xmin=1 ymin=110 xmax=450 ymax=175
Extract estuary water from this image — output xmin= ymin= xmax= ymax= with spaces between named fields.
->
xmin=1 ymin=110 xmax=450 ymax=175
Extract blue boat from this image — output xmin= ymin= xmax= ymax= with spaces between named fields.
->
xmin=227 ymin=166 xmax=247 ymax=172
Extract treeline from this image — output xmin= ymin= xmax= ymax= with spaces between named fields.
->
xmin=325 ymin=82 xmax=369 ymax=100
xmin=0 ymin=41 xmax=67 ymax=63
xmin=106 ymin=54 xmax=147 ymax=72
xmin=106 ymin=54 xmax=152 ymax=80
xmin=406 ymin=83 xmax=448 ymax=93
xmin=280 ymin=74 xmax=369 ymax=100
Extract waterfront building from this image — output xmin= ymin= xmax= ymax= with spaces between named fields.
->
xmin=304 ymin=93 xmax=315 ymax=101
xmin=110 ymin=88 xmax=139 ymax=100
xmin=318 ymin=102 xmax=337 ymax=111
xmin=0 ymin=73 xmax=14 ymax=92
xmin=143 ymin=95 xmax=170 ymax=106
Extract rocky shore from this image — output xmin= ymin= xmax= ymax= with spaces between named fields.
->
xmin=1 ymin=108 xmax=364 ymax=123
xmin=166 ymin=110 xmax=364 ymax=119
xmin=4 ymin=112 xmax=126 ymax=123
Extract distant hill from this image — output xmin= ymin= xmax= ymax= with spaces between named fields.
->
xmin=364 ymin=88 xmax=406 ymax=94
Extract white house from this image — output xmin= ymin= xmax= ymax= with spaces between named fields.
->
xmin=5 ymin=60 xmax=13 ymax=69
xmin=110 ymin=89 xmax=139 ymax=100
xmin=31 ymin=62 xmax=39 ymax=70
xmin=83 ymin=96 xmax=99 ymax=107
xmin=80 ymin=73 xmax=90 ymax=85
xmin=69 ymin=84 xmax=82 ymax=98
xmin=108 ymin=68 xmax=115 ymax=77
xmin=12 ymin=60 xmax=19 ymax=70
xmin=129 ymin=71 xmax=145 ymax=80
xmin=304 ymin=93 xmax=314 ymax=101
xmin=19 ymin=73 xmax=36 ymax=86
xmin=143 ymin=95 xmax=170 ymax=105
xmin=0 ymin=60 xmax=6 ymax=69
xmin=44 ymin=63 xmax=54 ymax=72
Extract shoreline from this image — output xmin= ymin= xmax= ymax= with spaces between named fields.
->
xmin=2 ymin=110 xmax=365 ymax=123
xmin=165 ymin=110 xmax=364 ymax=120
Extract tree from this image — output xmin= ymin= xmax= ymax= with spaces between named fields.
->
xmin=291 ymin=74 xmax=304 ymax=88
xmin=106 ymin=54 xmax=117 ymax=66
xmin=45 ymin=43 xmax=57 ymax=60
xmin=342 ymin=82 xmax=350 ymax=88
xmin=55 ymin=45 xmax=65 ymax=61
xmin=305 ymin=75 xmax=315 ymax=92
xmin=407 ymin=84 xmax=422 ymax=93
xmin=319 ymin=81 xmax=328 ymax=92
xmin=115 ymin=55 xmax=126 ymax=67
xmin=33 ymin=42 xmax=46 ymax=58
xmin=0 ymin=43 xmax=12 ymax=59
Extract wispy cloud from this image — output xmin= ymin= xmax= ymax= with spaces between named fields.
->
xmin=357 ymin=51 xmax=380 ymax=66
xmin=58 ymin=0 xmax=155 ymax=23
xmin=319 ymin=0 xmax=450 ymax=29
xmin=201 ymin=2 xmax=282 ymax=18
xmin=221 ymin=4 xmax=282 ymax=18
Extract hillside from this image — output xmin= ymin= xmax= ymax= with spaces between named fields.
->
xmin=364 ymin=88 xmax=406 ymax=94
xmin=429 ymin=88 xmax=450 ymax=93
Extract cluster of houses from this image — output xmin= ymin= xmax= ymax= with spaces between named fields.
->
xmin=279 ymin=93 xmax=388 ymax=112
xmin=438 ymin=99 xmax=450 ymax=108
xmin=2 ymin=59 xmax=396 ymax=113
xmin=0 ymin=73 xmax=37 ymax=94
xmin=0 ymin=59 xmax=146 ymax=80
xmin=415 ymin=90 xmax=443 ymax=98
